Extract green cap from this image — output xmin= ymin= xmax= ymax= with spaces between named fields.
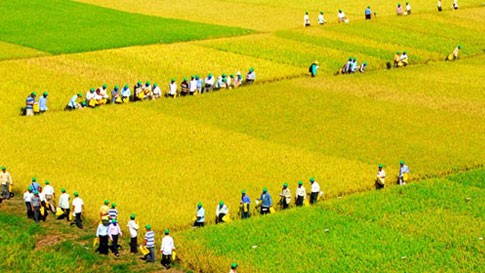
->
xmin=197 ymin=202 xmax=202 ymax=207
xmin=403 ymin=51 xmax=407 ymax=54
xmin=339 ymin=9 xmax=342 ymax=12
xmin=241 ymin=190 xmax=246 ymax=194
xmin=164 ymin=229 xmax=170 ymax=234
xmin=397 ymin=52 xmax=400 ymax=54
xmin=222 ymin=73 xmax=226 ymax=77
xmin=32 ymin=92 xmax=37 ymax=96
xmin=74 ymin=191 xmax=79 ymax=197
xmin=209 ymin=73 xmax=212 ymax=77
xmin=90 ymin=88 xmax=95 ymax=92
xmin=78 ymin=93 xmax=83 ymax=97
xmin=32 ymin=177 xmax=36 ymax=181
xmin=231 ymin=262 xmax=238 ymax=269
xmin=146 ymin=81 xmax=150 ymax=85
xmin=171 ymin=78 xmax=175 ymax=82
xmin=378 ymin=164 xmax=383 ymax=168
xmin=263 ymin=187 xmax=267 ymax=193
xmin=153 ymin=83 xmax=157 ymax=87
xmin=112 ymin=218 xmax=118 ymax=223
xmin=33 ymin=190 xmax=39 ymax=194
xmin=124 ymin=84 xmax=128 ymax=88
xmin=368 ymin=6 xmax=371 ymax=8
xmin=1 ymin=166 xmax=5 ymax=170
xmin=138 ymin=81 xmax=142 ymax=85
xmin=183 ymin=77 xmax=187 ymax=81
xmin=145 ymin=224 xmax=151 ymax=229
xmin=249 ymin=67 xmax=254 ymax=72
xmin=130 ymin=214 xmax=135 ymax=219
xmin=219 ymin=201 xmax=224 ymax=205
xmin=45 ymin=180 xmax=50 ymax=185
xmin=400 ymin=160 xmax=404 ymax=164
xmin=364 ymin=62 xmax=368 ymax=65
xmin=310 ymin=177 xmax=315 ymax=182
xmin=61 ymin=188 xmax=66 ymax=193
xmin=114 ymin=85 xmax=119 ymax=89
xmin=111 ymin=203 xmax=116 ymax=208
xmin=104 ymin=200 xmax=109 ymax=205
xmin=231 ymin=74 xmax=234 ymax=77
xmin=305 ymin=11 xmax=308 ymax=14
xmin=458 ymin=45 xmax=462 ymax=49
xmin=43 ymin=91 xmax=48 ymax=96
xmin=298 ymin=181 xmax=303 ymax=185
xmin=28 ymin=186 xmax=33 ymax=191
xmin=283 ymin=182 xmax=288 ymax=187
xmin=103 ymin=84 xmax=107 ymax=88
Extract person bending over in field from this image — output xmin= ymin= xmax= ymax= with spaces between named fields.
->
xmin=246 ymin=67 xmax=256 ymax=84
xmin=335 ymin=57 xmax=353 ymax=75
xmin=400 ymin=51 xmax=409 ymax=66
xmin=215 ymin=201 xmax=229 ymax=224
xmin=405 ymin=2 xmax=412 ymax=15
xmin=86 ymin=88 xmax=97 ymax=107
xmin=98 ymin=84 xmax=109 ymax=104
xmin=453 ymin=0 xmax=458 ymax=9
xmin=337 ymin=9 xmax=347 ymax=23
xmin=67 ymin=93 xmax=84 ymax=110
xmin=318 ymin=11 xmax=326 ymax=25
xmin=134 ymin=81 xmax=144 ymax=101
xmin=180 ymin=78 xmax=189 ymax=96
xmin=233 ymin=72 xmax=242 ymax=88
xmin=95 ymin=88 xmax=107 ymax=105
xmin=196 ymin=75 xmax=203 ymax=94
xmin=359 ymin=62 xmax=368 ymax=73
xmin=189 ymin=76 xmax=197 ymax=95
xmin=446 ymin=45 xmax=461 ymax=61
xmin=121 ymin=84 xmax=131 ymax=102
xmin=152 ymin=83 xmax=161 ymax=99
xmin=375 ymin=164 xmax=386 ymax=190
xmin=168 ymin=78 xmax=177 ymax=98
xmin=204 ymin=73 xmax=214 ymax=93
xmin=142 ymin=81 xmax=152 ymax=100
xmin=304 ymin=11 xmax=310 ymax=27
xmin=396 ymin=3 xmax=403 ymax=15
xmin=393 ymin=52 xmax=402 ymax=67
xmin=309 ymin=61 xmax=319 ymax=77
xmin=111 ymin=86 xmax=121 ymax=104
xmin=350 ymin=58 xmax=358 ymax=73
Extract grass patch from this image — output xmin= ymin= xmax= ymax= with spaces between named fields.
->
xmin=0 ymin=0 xmax=251 ymax=54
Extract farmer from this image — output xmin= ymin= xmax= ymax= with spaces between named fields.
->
xmin=365 ymin=6 xmax=372 ymax=20
xmin=98 ymin=84 xmax=109 ymax=103
xmin=309 ymin=61 xmax=319 ymax=77
xmin=215 ymin=201 xmax=229 ymax=224
xmin=86 ymin=88 xmax=96 ymax=107
xmin=405 ymin=2 xmax=412 ymax=14
xmin=111 ymin=86 xmax=121 ymax=104
xmin=318 ymin=11 xmax=326 ymax=25
xmin=359 ymin=62 xmax=368 ymax=73
xmin=25 ymin=92 xmax=36 ymax=116
xmin=204 ymin=73 xmax=214 ymax=93
xmin=398 ymin=160 xmax=410 ymax=185
xmin=152 ymin=83 xmax=161 ymax=99
xmin=30 ymin=177 xmax=40 ymax=192
xmin=100 ymin=199 xmax=110 ymax=221
xmin=338 ymin=9 xmax=346 ymax=23
xmin=67 ymin=93 xmax=83 ymax=110
xmin=194 ymin=202 xmax=205 ymax=227
xmin=144 ymin=225 xmax=155 ymax=262
xmin=350 ymin=58 xmax=358 ymax=73
xmin=121 ymin=84 xmax=131 ymax=102
xmin=160 ymin=229 xmax=175 ymax=269
xmin=169 ymin=78 xmax=177 ymax=97
xmin=180 ymin=78 xmax=189 ymax=96
xmin=127 ymin=214 xmax=139 ymax=253
xmin=375 ymin=164 xmax=386 ymax=190
xmin=295 ymin=181 xmax=306 ymax=206
xmin=96 ymin=218 xmax=110 ymax=255
xmin=310 ymin=177 xmax=321 ymax=204
xmin=394 ymin=52 xmax=402 ymax=67
xmin=196 ymin=75 xmax=204 ymax=93
xmin=240 ymin=190 xmax=251 ymax=219
xmin=229 ymin=262 xmax=238 ymax=273
xmin=400 ymin=51 xmax=409 ymax=66
xmin=258 ymin=187 xmax=272 ymax=215
xmin=142 ymin=81 xmax=152 ymax=99
xmin=108 ymin=203 xmax=118 ymax=220
xmin=134 ymin=81 xmax=143 ymax=101
xmin=31 ymin=190 xmax=41 ymax=223
xmin=0 ymin=166 xmax=12 ymax=199
xmin=189 ymin=76 xmax=197 ymax=95
xmin=71 ymin=192 xmax=84 ymax=229
xmin=447 ymin=45 xmax=461 ymax=61
xmin=108 ymin=218 xmax=122 ymax=256
xmin=396 ymin=3 xmax=403 ymax=15
xmin=38 ymin=188 xmax=48 ymax=222
xmin=38 ymin=91 xmax=48 ymax=113
xmin=453 ymin=0 xmax=458 ymax=9
xmin=304 ymin=11 xmax=310 ymax=27
xmin=42 ymin=180 xmax=56 ymax=213
xmin=23 ymin=186 xmax=34 ymax=219
xmin=279 ymin=183 xmax=291 ymax=209
xmin=57 ymin=188 xmax=70 ymax=221
xmin=246 ymin=67 xmax=256 ymax=84
xmin=234 ymin=72 xmax=243 ymax=88
xmin=437 ymin=0 xmax=442 ymax=11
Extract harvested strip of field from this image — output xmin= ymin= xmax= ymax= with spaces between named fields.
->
xmin=0 ymin=41 xmax=49 ymax=61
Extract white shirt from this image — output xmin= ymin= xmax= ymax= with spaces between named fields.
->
xmin=169 ymin=82 xmax=177 ymax=95
xmin=338 ymin=12 xmax=345 ymax=19
xmin=127 ymin=220 xmax=139 ymax=238
xmin=377 ymin=169 xmax=386 ymax=183
xmin=311 ymin=182 xmax=321 ymax=193
xmin=406 ymin=4 xmax=411 ymax=11
xmin=189 ymin=80 xmax=197 ymax=92
xmin=39 ymin=192 xmax=46 ymax=202
xmin=318 ymin=14 xmax=324 ymax=24
xmin=205 ymin=77 xmax=214 ymax=86
xmin=43 ymin=185 xmax=54 ymax=195
xmin=437 ymin=1 xmax=442 ymax=7
xmin=59 ymin=193 xmax=70 ymax=209
xmin=216 ymin=204 xmax=229 ymax=216
xmin=152 ymin=86 xmax=161 ymax=96
xmin=161 ymin=235 xmax=175 ymax=255
xmin=72 ymin=197 xmax=84 ymax=213
xmin=0 ymin=171 xmax=12 ymax=185
xmin=304 ymin=14 xmax=310 ymax=24
xmin=23 ymin=191 xmax=33 ymax=202
xmin=296 ymin=186 xmax=306 ymax=198
xmin=86 ymin=91 xmax=95 ymax=100
xmin=98 ymin=87 xmax=109 ymax=98
xmin=226 ymin=77 xmax=232 ymax=86
xmin=400 ymin=54 xmax=408 ymax=61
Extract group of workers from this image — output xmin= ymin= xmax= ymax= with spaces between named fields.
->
xmin=393 ymin=51 xmax=410 ymax=68
xmin=438 ymin=0 xmax=459 ymax=12
xmin=24 ymin=91 xmax=48 ymax=116
xmin=65 ymin=68 xmax=255 ymax=110
xmin=335 ymin=57 xmax=368 ymax=75
xmin=375 ymin=161 xmax=410 ymax=189
xmin=396 ymin=2 xmax=412 ymax=15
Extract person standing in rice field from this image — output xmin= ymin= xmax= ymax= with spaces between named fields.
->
xmin=71 ymin=191 xmax=84 ymax=229
xmin=108 ymin=202 xmax=118 ymax=221
xmin=127 ymin=214 xmax=139 ymax=253
xmin=295 ymin=181 xmax=306 ymax=206
xmin=304 ymin=11 xmax=310 ymax=26
xmin=25 ymin=92 xmax=36 ymax=116
xmin=318 ymin=11 xmax=326 ymax=25
xmin=240 ymin=190 xmax=251 ymax=219
xmin=108 ymin=218 xmax=122 ymax=256
xmin=42 ymin=180 xmax=56 ymax=213
xmin=365 ymin=6 xmax=372 ymax=19
xmin=31 ymin=190 xmax=41 ymax=223
xmin=437 ymin=0 xmax=442 ymax=11
xmin=258 ymin=187 xmax=272 ymax=215
xmin=375 ymin=164 xmax=386 ymax=190
xmin=309 ymin=61 xmax=319 ymax=77
xmin=215 ymin=201 xmax=229 ymax=224
xmin=194 ymin=202 xmax=205 ymax=227
xmin=100 ymin=199 xmax=110 ymax=221
xmin=96 ymin=218 xmax=110 ymax=255
xmin=398 ymin=160 xmax=410 ymax=185
xmin=160 ymin=229 xmax=175 ymax=269
xmin=57 ymin=188 xmax=70 ymax=221
xmin=279 ymin=183 xmax=291 ymax=209
xmin=38 ymin=91 xmax=48 ymax=113
xmin=0 ymin=166 xmax=12 ymax=199
xmin=144 ymin=225 xmax=155 ymax=263
xmin=309 ymin=177 xmax=321 ymax=204
xmin=23 ymin=186 xmax=34 ymax=219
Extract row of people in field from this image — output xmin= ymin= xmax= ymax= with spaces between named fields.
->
xmin=303 ymin=0 xmax=459 ymax=26
xmin=66 ymin=68 xmax=256 ymax=110
xmin=334 ymin=57 xmax=368 ymax=75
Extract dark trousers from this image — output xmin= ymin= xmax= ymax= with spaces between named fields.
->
xmin=75 ymin=212 xmax=83 ymax=228
xmin=193 ymin=221 xmax=205 ymax=227
xmin=57 ymin=208 xmax=70 ymax=221
xmin=161 ymin=254 xmax=172 ymax=269
xmin=296 ymin=196 xmax=304 ymax=207
xmin=33 ymin=205 xmax=40 ymax=222
xmin=130 ymin=237 xmax=138 ymax=253
xmin=41 ymin=201 xmax=48 ymax=221
xmin=261 ymin=206 xmax=269 ymax=215
xmin=310 ymin=192 xmax=318 ymax=204
xmin=99 ymin=235 xmax=109 ymax=254
xmin=25 ymin=202 xmax=33 ymax=219
xmin=216 ymin=213 xmax=225 ymax=224
xmin=241 ymin=204 xmax=250 ymax=219
xmin=365 ymin=14 xmax=371 ymax=19
xmin=281 ymin=201 xmax=289 ymax=209
xmin=111 ymin=234 xmax=119 ymax=255
xmin=375 ymin=180 xmax=385 ymax=190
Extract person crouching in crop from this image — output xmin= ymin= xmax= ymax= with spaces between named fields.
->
xmin=168 ymin=78 xmax=177 ymax=98
xmin=246 ymin=67 xmax=256 ymax=84
xmin=375 ymin=164 xmax=386 ymax=190
xmin=215 ymin=201 xmax=229 ymax=224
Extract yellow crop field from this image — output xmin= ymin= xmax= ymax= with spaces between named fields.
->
xmin=0 ymin=41 xmax=48 ymax=61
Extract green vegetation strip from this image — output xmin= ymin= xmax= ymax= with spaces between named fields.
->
xmin=0 ymin=0 xmax=250 ymax=54
xmin=179 ymin=169 xmax=485 ymax=272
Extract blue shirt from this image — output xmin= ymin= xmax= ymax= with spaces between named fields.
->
xmin=365 ymin=8 xmax=371 ymax=15
xmin=96 ymin=224 xmax=109 ymax=236
xmin=30 ymin=182 xmax=40 ymax=191
xmin=311 ymin=64 xmax=318 ymax=75
xmin=122 ymin=87 xmax=131 ymax=97
xmin=26 ymin=96 xmax=35 ymax=109
xmin=400 ymin=165 xmax=410 ymax=176
xmin=196 ymin=207 xmax=205 ymax=223
xmin=38 ymin=96 xmax=47 ymax=111
xmin=241 ymin=195 xmax=250 ymax=204
xmin=197 ymin=79 xmax=203 ymax=88
xmin=145 ymin=231 xmax=155 ymax=247
xmin=260 ymin=192 xmax=272 ymax=207
xmin=68 ymin=95 xmax=78 ymax=108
